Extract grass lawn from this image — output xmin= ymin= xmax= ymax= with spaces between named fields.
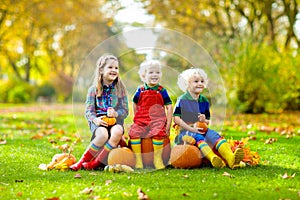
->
xmin=0 ymin=104 xmax=299 ymax=200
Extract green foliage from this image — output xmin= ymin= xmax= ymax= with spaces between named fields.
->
xmin=7 ymin=85 xmax=32 ymax=103
xmin=0 ymin=79 xmax=14 ymax=103
xmin=0 ymin=77 xmax=35 ymax=103
xmin=35 ymin=83 xmax=56 ymax=99
xmin=220 ymin=41 xmax=300 ymax=113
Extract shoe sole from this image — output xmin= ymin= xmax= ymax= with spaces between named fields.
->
xmin=231 ymin=148 xmax=245 ymax=169
xmin=211 ymin=156 xmax=225 ymax=168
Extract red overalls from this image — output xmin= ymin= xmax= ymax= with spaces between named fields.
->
xmin=129 ymin=86 xmax=167 ymax=139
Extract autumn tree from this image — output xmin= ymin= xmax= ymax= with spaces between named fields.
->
xmin=135 ymin=0 xmax=300 ymax=112
xmin=0 ymin=0 xmax=118 ymax=101
xmin=140 ymin=0 xmax=299 ymax=50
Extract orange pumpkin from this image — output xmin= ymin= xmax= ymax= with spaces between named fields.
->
xmin=102 ymin=116 xmax=117 ymax=126
xmin=169 ymin=145 xmax=202 ymax=168
xmin=47 ymin=153 xmax=76 ymax=169
xmin=195 ymin=121 xmax=208 ymax=133
xmin=128 ymin=137 xmax=171 ymax=168
xmin=107 ymin=147 xmax=136 ymax=168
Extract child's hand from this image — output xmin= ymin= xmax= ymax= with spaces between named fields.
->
xmin=93 ymin=116 xmax=108 ymax=127
xmin=107 ymin=107 xmax=117 ymax=118
xmin=192 ymin=127 xmax=204 ymax=134
xmin=198 ymin=113 xmax=206 ymax=122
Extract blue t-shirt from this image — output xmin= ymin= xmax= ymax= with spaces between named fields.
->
xmin=173 ymin=91 xmax=210 ymax=124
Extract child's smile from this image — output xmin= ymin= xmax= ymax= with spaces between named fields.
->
xmin=188 ymin=74 xmax=206 ymax=96
xmin=144 ymin=65 xmax=161 ymax=86
xmin=102 ymin=60 xmax=119 ymax=84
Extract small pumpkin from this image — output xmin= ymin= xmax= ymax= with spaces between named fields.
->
xmin=102 ymin=116 xmax=117 ymax=126
xmin=169 ymin=145 xmax=202 ymax=169
xmin=195 ymin=121 xmax=208 ymax=133
xmin=107 ymin=147 xmax=136 ymax=168
xmin=47 ymin=153 xmax=76 ymax=169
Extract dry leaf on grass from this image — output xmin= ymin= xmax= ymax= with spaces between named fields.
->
xmin=80 ymin=187 xmax=93 ymax=194
xmin=0 ymin=139 xmax=7 ymax=145
xmin=281 ymin=172 xmax=295 ymax=179
xmin=46 ymin=197 xmax=60 ymax=200
xmin=137 ymin=188 xmax=150 ymax=200
xmin=74 ymin=174 xmax=81 ymax=178
xmin=38 ymin=164 xmax=48 ymax=171
xmin=89 ymin=172 xmax=97 ymax=176
xmin=222 ymin=172 xmax=234 ymax=178
xmin=264 ymin=138 xmax=277 ymax=144
xmin=16 ymin=192 xmax=23 ymax=197
xmin=105 ymin=180 xmax=112 ymax=186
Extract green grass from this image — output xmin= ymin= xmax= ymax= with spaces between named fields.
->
xmin=0 ymin=104 xmax=299 ymax=200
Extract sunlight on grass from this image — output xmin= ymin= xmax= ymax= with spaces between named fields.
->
xmin=0 ymin=104 xmax=299 ymax=199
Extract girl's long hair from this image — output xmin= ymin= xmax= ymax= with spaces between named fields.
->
xmin=93 ymin=54 xmax=127 ymax=97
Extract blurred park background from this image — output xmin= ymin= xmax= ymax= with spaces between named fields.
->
xmin=1 ymin=0 xmax=299 ymax=114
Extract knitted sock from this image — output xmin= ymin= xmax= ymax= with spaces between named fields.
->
xmin=152 ymin=138 xmax=165 ymax=169
xmin=82 ymin=142 xmax=113 ymax=170
xmin=131 ymin=138 xmax=143 ymax=169
xmin=89 ymin=143 xmax=101 ymax=156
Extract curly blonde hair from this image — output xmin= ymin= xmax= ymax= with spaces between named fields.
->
xmin=177 ymin=68 xmax=208 ymax=92
xmin=138 ymin=60 xmax=162 ymax=82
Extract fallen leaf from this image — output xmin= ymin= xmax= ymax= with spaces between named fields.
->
xmin=59 ymin=136 xmax=71 ymax=142
xmin=46 ymin=198 xmax=60 ymax=200
xmin=80 ymin=187 xmax=93 ymax=194
xmin=182 ymin=193 xmax=190 ymax=197
xmin=89 ymin=172 xmax=97 ymax=176
xmin=105 ymin=180 xmax=112 ymax=186
xmin=31 ymin=133 xmax=44 ymax=140
xmin=259 ymin=125 xmax=274 ymax=133
xmin=265 ymin=138 xmax=277 ymax=144
xmin=222 ymin=172 xmax=233 ymax=178
xmin=137 ymin=188 xmax=150 ymax=200
xmin=281 ymin=172 xmax=296 ymax=179
xmin=16 ymin=192 xmax=23 ymax=197
xmin=183 ymin=174 xmax=188 ymax=178
xmin=0 ymin=139 xmax=7 ymax=145
xmin=247 ymin=131 xmax=256 ymax=135
xmin=59 ymin=144 xmax=70 ymax=152
xmin=38 ymin=164 xmax=48 ymax=171
xmin=74 ymin=174 xmax=81 ymax=178
xmin=248 ymin=136 xmax=257 ymax=140
xmin=122 ymin=192 xmax=132 ymax=197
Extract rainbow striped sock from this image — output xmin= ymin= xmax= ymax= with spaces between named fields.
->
xmin=89 ymin=143 xmax=101 ymax=156
xmin=152 ymin=138 xmax=164 ymax=146
xmin=215 ymin=139 xmax=227 ymax=151
xmin=131 ymin=138 xmax=141 ymax=145
xmin=103 ymin=142 xmax=113 ymax=151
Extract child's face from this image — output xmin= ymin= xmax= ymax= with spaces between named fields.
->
xmin=101 ymin=59 xmax=119 ymax=84
xmin=188 ymin=74 xmax=206 ymax=94
xmin=144 ymin=65 xmax=162 ymax=87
